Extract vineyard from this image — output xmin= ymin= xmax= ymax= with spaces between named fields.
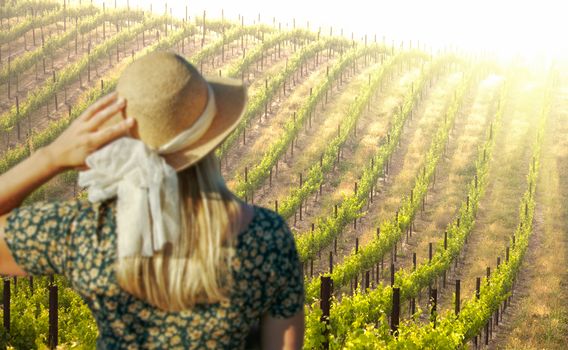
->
xmin=0 ymin=0 xmax=567 ymax=349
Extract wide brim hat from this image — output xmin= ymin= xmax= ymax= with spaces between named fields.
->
xmin=112 ymin=51 xmax=247 ymax=172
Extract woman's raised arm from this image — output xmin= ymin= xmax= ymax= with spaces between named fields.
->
xmin=0 ymin=91 xmax=133 ymax=215
xmin=0 ymin=91 xmax=134 ymax=276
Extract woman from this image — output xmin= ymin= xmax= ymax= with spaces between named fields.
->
xmin=0 ymin=52 xmax=304 ymax=349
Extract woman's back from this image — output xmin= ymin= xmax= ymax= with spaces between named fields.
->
xmin=4 ymin=198 xmax=304 ymax=349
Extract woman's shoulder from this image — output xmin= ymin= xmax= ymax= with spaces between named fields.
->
xmin=242 ymin=205 xmax=296 ymax=250
xmin=247 ymin=205 xmax=290 ymax=234
xmin=251 ymin=205 xmax=285 ymax=225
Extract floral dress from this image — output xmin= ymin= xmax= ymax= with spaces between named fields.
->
xmin=4 ymin=199 xmax=304 ymax=349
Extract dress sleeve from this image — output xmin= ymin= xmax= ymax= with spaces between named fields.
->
xmin=268 ymin=214 xmax=305 ymax=318
xmin=3 ymin=200 xmax=83 ymax=276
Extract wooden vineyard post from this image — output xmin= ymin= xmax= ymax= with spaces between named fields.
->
xmin=393 ymin=241 xmax=397 ymax=262
xmin=430 ymin=288 xmax=438 ymax=327
xmin=244 ymin=167 xmax=248 ymax=203
xmin=320 ymin=276 xmax=332 ymax=349
xmin=87 ymin=41 xmax=91 ymax=82
xmin=390 ymin=263 xmax=395 ymax=286
xmin=412 ymin=252 xmax=416 ymax=270
xmin=310 ymin=259 xmax=313 ymax=277
xmin=391 ymin=288 xmax=400 ymax=335
xmin=376 ymin=261 xmax=380 ymax=284
xmin=3 ymin=278 xmax=10 ymax=333
xmin=274 ymin=200 xmax=278 ymax=213
xmin=353 ymin=238 xmax=359 ymax=288
xmin=329 ymin=251 xmax=333 ymax=273
xmin=353 ymin=183 xmax=358 ymax=229
xmin=29 ymin=276 xmax=34 ymax=296
xmin=476 ymin=277 xmax=481 ymax=299
xmin=426 ymin=243 xmax=433 ymax=296
xmin=364 ymin=271 xmax=370 ymax=292
xmin=299 ymin=173 xmax=303 ymax=220
xmin=49 ymin=281 xmax=58 ymax=349
xmin=7 ymin=58 xmax=11 ymax=99
xmin=291 ymin=137 xmax=294 ymax=157
xmin=455 ymin=279 xmax=461 ymax=315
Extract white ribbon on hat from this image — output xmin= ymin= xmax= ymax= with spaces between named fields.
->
xmin=78 ymin=84 xmax=217 ymax=258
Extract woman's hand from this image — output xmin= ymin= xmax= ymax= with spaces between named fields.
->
xmin=45 ymin=91 xmax=135 ymax=171
xmin=0 ymin=91 xmax=134 ymax=214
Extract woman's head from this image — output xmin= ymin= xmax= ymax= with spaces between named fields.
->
xmin=109 ymin=51 xmax=248 ymax=311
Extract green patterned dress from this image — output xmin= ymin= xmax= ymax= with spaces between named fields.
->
xmin=4 ymin=199 xmax=304 ymax=349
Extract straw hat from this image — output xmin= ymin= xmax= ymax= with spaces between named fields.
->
xmin=114 ymin=51 xmax=247 ymax=172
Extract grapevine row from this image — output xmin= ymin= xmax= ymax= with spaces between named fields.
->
xmin=382 ymin=75 xmax=553 ymax=349
xmin=0 ymin=7 xmax=146 ymax=85
xmin=304 ymin=64 xmax=479 ymax=349
xmin=216 ymin=36 xmax=349 ymax=159
xmin=0 ymin=14 xmax=170 ymax=132
xmin=327 ymin=76 xmax=507 ymax=348
xmin=0 ymin=0 xmax=60 ymax=20
xmin=278 ymin=51 xmax=428 ymax=221
xmin=0 ymin=275 xmax=98 ymax=347
xmin=296 ymin=54 xmax=458 ymax=265
xmin=309 ymin=64 xmax=477 ymax=291
xmin=233 ymin=44 xmax=390 ymax=199
xmin=225 ymin=28 xmax=316 ymax=77
xmin=0 ymin=4 xmax=98 ymax=45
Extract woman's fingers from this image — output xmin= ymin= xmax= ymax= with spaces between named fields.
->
xmin=84 ymin=96 xmax=127 ymax=131
xmin=89 ymin=118 xmax=135 ymax=149
xmin=79 ymin=91 xmax=119 ymax=121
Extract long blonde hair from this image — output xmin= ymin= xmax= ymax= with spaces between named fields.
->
xmin=115 ymin=153 xmax=244 ymax=311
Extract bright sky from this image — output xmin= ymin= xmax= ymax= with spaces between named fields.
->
xmin=89 ymin=0 xmax=567 ymax=63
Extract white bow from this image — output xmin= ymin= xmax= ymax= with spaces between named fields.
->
xmin=78 ymin=84 xmax=217 ymax=258
xmin=78 ymin=138 xmax=181 ymax=258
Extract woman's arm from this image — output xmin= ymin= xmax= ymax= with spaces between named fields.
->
xmin=0 ymin=91 xmax=132 ymax=215
xmin=261 ymin=310 xmax=304 ymax=350
xmin=0 ymin=91 xmax=134 ymax=276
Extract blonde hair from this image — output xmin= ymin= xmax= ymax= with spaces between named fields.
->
xmin=115 ymin=153 xmax=244 ymax=311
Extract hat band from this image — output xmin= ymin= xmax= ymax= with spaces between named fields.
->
xmin=157 ymin=83 xmax=217 ymax=155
